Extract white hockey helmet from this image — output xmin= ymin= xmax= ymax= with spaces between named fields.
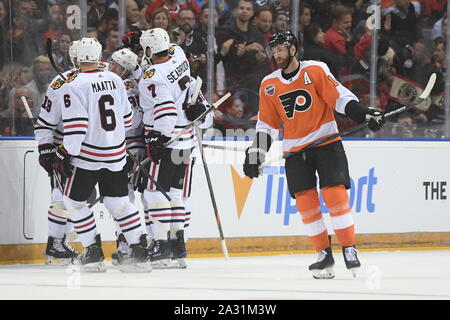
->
xmin=69 ymin=40 xmax=79 ymax=67
xmin=76 ymin=37 xmax=102 ymax=63
xmin=110 ymin=48 xmax=138 ymax=72
xmin=140 ymin=28 xmax=170 ymax=60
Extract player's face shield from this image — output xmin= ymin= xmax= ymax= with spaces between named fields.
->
xmin=266 ymin=43 xmax=289 ymax=60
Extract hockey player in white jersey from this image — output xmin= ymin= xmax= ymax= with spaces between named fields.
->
xmin=53 ymin=38 xmax=150 ymax=272
xmin=138 ymin=28 xmax=211 ymax=268
xmin=106 ymin=47 xmax=146 ymax=264
xmin=34 ymin=40 xmax=80 ymax=264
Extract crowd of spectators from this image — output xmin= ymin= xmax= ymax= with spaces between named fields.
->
xmin=0 ymin=0 xmax=448 ymax=138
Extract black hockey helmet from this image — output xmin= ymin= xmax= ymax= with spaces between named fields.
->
xmin=267 ymin=30 xmax=299 ymax=54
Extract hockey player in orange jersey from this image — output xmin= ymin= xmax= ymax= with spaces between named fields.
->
xmin=243 ymin=31 xmax=384 ymax=279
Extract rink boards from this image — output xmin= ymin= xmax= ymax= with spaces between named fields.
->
xmin=0 ymin=139 xmax=449 ymax=262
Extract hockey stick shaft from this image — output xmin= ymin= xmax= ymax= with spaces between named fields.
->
xmin=201 ymin=143 xmax=248 ymax=152
xmin=46 ymin=38 xmax=66 ymax=81
xmin=261 ymin=73 xmax=437 ymax=168
xmin=194 ymin=125 xmax=230 ymax=260
xmin=126 ymin=149 xmax=172 ymax=202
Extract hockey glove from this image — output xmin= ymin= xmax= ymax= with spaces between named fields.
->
xmin=145 ymin=131 xmax=171 ymax=164
xmin=38 ymin=143 xmax=57 ymax=175
xmin=185 ymin=102 xmax=207 ymax=122
xmin=125 ymin=155 xmax=135 ymax=173
xmin=345 ymin=100 xmax=385 ymax=132
xmin=243 ymin=147 xmax=266 ymax=179
xmin=53 ymin=145 xmax=73 ymax=178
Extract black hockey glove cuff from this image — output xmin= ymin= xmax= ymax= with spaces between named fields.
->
xmin=145 ymin=131 xmax=171 ymax=164
xmin=243 ymin=131 xmax=272 ymax=179
xmin=38 ymin=143 xmax=57 ymax=175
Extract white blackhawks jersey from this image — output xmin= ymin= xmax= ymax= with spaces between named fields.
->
xmin=35 ymin=69 xmax=78 ymax=146
xmin=139 ymin=44 xmax=194 ymax=150
xmin=124 ymin=77 xmax=145 ymax=156
xmin=59 ymin=69 xmax=133 ymax=171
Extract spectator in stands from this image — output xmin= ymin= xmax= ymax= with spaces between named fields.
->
xmin=272 ymin=12 xmax=288 ymax=33
xmin=432 ymin=12 xmax=447 ymax=40
xmin=323 ymin=5 xmax=353 ymax=57
xmin=433 ymin=37 xmax=446 ymax=76
xmin=126 ymin=0 xmax=141 ymax=32
xmin=102 ymin=29 xmax=121 ymax=61
xmin=194 ymin=0 xmax=230 ymax=24
xmin=303 ymin=23 xmax=346 ymax=77
xmin=0 ymin=0 xmax=8 ymax=71
xmin=52 ymin=33 xmax=72 ymax=72
xmin=253 ymin=7 xmax=274 ymax=77
xmin=25 ymin=56 xmax=53 ymax=118
xmin=146 ymin=0 xmax=200 ymax=22
xmin=214 ymin=92 xmax=253 ymax=134
xmin=97 ymin=8 xmax=119 ymax=48
xmin=389 ymin=112 xmax=418 ymax=138
xmin=6 ymin=0 xmax=40 ymax=66
xmin=0 ymin=86 xmax=34 ymax=136
xmin=299 ymin=3 xmax=312 ymax=41
xmin=172 ymin=8 xmax=197 ymax=47
xmin=41 ymin=2 xmax=66 ymax=45
xmin=149 ymin=7 xmax=172 ymax=31
xmin=217 ymin=0 xmax=267 ymax=93
xmin=381 ymin=0 xmax=422 ymax=49
xmin=88 ymin=0 xmax=107 ymax=28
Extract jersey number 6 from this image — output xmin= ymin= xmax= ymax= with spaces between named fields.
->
xmin=99 ymin=94 xmax=116 ymax=131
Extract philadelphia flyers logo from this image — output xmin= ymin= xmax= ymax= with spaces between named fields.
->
xmin=278 ymin=89 xmax=312 ymax=118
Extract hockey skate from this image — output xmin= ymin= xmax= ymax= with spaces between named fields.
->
xmin=343 ymin=245 xmax=361 ymax=278
xmin=44 ymin=235 xmax=79 ymax=266
xmin=149 ymin=239 xmax=172 ymax=269
xmin=169 ymin=230 xmax=187 ymax=269
xmin=309 ymin=247 xmax=335 ymax=279
xmin=111 ymin=233 xmax=131 ymax=266
xmin=118 ymin=235 xmax=152 ymax=273
xmin=74 ymin=234 xmax=106 ymax=272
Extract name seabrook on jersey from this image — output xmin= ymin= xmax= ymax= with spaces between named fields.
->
xmin=91 ymin=80 xmax=117 ymax=93
xmin=167 ymin=60 xmax=189 ymax=83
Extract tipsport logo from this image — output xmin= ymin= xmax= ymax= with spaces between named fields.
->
xmin=230 ymin=166 xmax=378 ymax=225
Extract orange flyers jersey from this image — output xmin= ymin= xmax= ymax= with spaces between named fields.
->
xmin=256 ymin=60 xmax=358 ymax=153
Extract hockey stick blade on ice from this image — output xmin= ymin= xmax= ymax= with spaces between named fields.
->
xmin=260 ymin=73 xmax=437 ymax=169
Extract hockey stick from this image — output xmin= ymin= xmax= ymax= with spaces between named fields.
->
xmin=126 ymin=149 xmax=172 ymax=202
xmin=260 ymin=73 xmax=437 ymax=168
xmin=194 ymin=125 xmax=230 ymax=260
xmin=46 ymin=38 xmax=67 ymax=81
xmin=201 ymin=143 xmax=248 ymax=153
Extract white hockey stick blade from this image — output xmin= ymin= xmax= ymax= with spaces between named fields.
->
xmin=191 ymin=76 xmax=202 ymax=103
xmin=221 ymin=240 xmax=230 ymax=260
xmin=21 ymin=96 xmax=34 ymax=119
xmin=419 ymin=73 xmax=436 ymax=100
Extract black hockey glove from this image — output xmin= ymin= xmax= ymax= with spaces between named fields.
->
xmin=38 ymin=143 xmax=57 ymax=175
xmin=122 ymin=31 xmax=143 ymax=54
xmin=53 ymin=145 xmax=73 ymax=178
xmin=345 ymin=100 xmax=385 ymax=132
xmin=243 ymin=131 xmax=273 ymax=179
xmin=125 ymin=155 xmax=135 ymax=173
xmin=145 ymin=131 xmax=171 ymax=164
xmin=185 ymin=102 xmax=207 ymax=122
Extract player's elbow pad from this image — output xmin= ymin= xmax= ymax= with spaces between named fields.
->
xmin=344 ymin=100 xmax=366 ymax=124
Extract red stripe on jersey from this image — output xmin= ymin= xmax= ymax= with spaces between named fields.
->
xmin=119 ymin=217 xmax=140 ymax=228
xmin=64 ymin=124 xmax=88 ymax=129
xmin=74 ymin=219 xmax=95 ymax=229
xmin=48 ymin=211 xmax=66 ymax=220
xmin=153 ymin=106 xmax=176 ymax=115
xmin=80 ymin=147 xmax=126 ymax=157
xmin=124 ymin=119 xmax=132 ymax=125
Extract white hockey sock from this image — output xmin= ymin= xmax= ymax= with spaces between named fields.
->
xmin=47 ymin=202 xmax=67 ymax=238
xmin=183 ymin=196 xmax=191 ymax=242
xmin=169 ymin=188 xmax=186 ymax=239
xmin=63 ymin=196 xmax=97 ymax=248
xmin=143 ymin=189 xmax=170 ymax=240
xmin=128 ymin=183 xmax=136 ymax=204
xmin=104 ymin=196 xmax=143 ymax=245
xmin=141 ymin=193 xmax=153 ymax=241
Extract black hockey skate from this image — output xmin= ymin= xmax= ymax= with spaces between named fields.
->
xmin=170 ymin=230 xmax=187 ymax=269
xmin=74 ymin=234 xmax=106 ymax=272
xmin=342 ymin=245 xmax=361 ymax=278
xmin=111 ymin=233 xmax=131 ymax=266
xmin=149 ymin=239 xmax=172 ymax=269
xmin=44 ymin=236 xmax=79 ymax=265
xmin=309 ymin=247 xmax=335 ymax=279
xmin=118 ymin=235 xmax=152 ymax=273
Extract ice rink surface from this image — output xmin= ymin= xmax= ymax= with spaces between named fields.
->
xmin=0 ymin=250 xmax=449 ymax=300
